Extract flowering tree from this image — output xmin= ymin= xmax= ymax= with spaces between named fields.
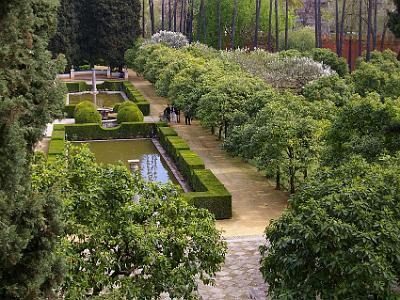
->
xmin=146 ymin=30 xmax=189 ymax=49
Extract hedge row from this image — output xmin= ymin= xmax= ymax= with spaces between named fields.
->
xmin=64 ymin=80 xmax=150 ymax=117
xmin=48 ymin=124 xmax=66 ymax=160
xmin=64 ymin=122 xmax=166 ymax=141
xmin=158 ymin=126 xmax=232 ymax=219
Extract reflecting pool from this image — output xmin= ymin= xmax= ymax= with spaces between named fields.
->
xmin=74 ymin=139 xmax=177 ymax=184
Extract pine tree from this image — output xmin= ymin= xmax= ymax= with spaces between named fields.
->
xmin=0 ymin=0 xmax=65 ymax=298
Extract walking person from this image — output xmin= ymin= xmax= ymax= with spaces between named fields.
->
xmin=164 ymin=105 xmax=171 ymax=122
xmin=175 ymin=107 xmax=181 ymax=123
xmin=170 ymin=106 xmax=177 ymax=123
xmin=184 ymin=108 xmax=191 ymax=125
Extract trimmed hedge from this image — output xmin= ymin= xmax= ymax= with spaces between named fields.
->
xmin=65 ymin=80 xmax=151 ymax=116
xmin=117 ymin=104 xmax=144 ymax=123
xmin=51 ymin=130 xmax=65 ymax=140
xmin=53 ymin=124 xmax=66 ymax=131
xmin=64 ymin=105 xmax=76 ymax=118
xmin=158 ymin=126 xmax=232 ymax=219
xmin=65 ymin=122 xmax=164 ymax=141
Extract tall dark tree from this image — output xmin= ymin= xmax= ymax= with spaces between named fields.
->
xmin=335 ymin=0 xmax=339 ymax=53
xmin=254 ymin=0 xmax=261 ymax=48
xmin=179 ymin=0 xmax=184 ymax=32
xmin=318 ymin=0 xmax=322 ymax=47
xmin=284 ymin=0 xmax=289 ymax=50
xmin=50 ymin=0 xmax=141 ymax=68
xmin=267 ymin=0 xmax=273 ymax=50
xmin=388 ymin=0 xmax=400 ymax=57
xmin=366 ymin=0 xmax=373 ymax=61
xmin=274 ymin=0 xmax=279 ymax=51
xmin=358 ymin=0 xmax=363 ymax=56
xmin=381 ymin=21 xmax=388 ymax=51
xmin=169 ymin=0 xmax=172 ymax=30
xmin=174 ymin=0 xmax=178 ymax=31
xmin=373 ymin=0 xmax=378 ymax=50
xmin=315 ymin=0 xmax=320 ymax=47
xmin=189 ymin=0 xmax=195 ymax=43
xmin=0 ymin=0 xmax=65 ymax=298
xmin=338 ymin=0 xmax=347 ymax=56
xmin=202 ymin=0 xmax=207 ymax=42
xmin=162 ymin=0 xmax=165 ymax=30
xmin=143 ymin=0 xmax=146 ymax=37
xmin=218 ymin=0 xmax=222 ymax=49
xmin=231 ymin=0 xmax=237 ymax=49
xmin=149 ymin=0 xmax=155 ymax=35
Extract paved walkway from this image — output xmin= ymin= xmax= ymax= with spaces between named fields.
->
xmin=128 ymin=70 xmax=288 ymax=237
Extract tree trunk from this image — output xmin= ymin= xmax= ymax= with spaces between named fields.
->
xmin=339 ymin=0 xmax=347 ymax=57
xmin=366 ymin=0 xmax=373 ymax=61
xmin=335 ymin=0 xmax=339 ymax=54
xmin=179 ymin=0 xmax=184 ymax=32
xmin=218 ymin=0 xmax=222 ymax=49
xmin=254 ymin=0 xmax=261 ymax=49
xmin=315 ymin=0 xmax=319 ymax=47
xmin=149 ymin=0 xmax=155 ymax=35
xmin=202 ymin=0 xmax=207 ymax=43
xmin=348 ymin=31 xmax=353 ymax=72
xmin=274 ymin=0 xmax=279 ymax=51
xmin=358 ymin=0 xmax=362 ymax=56
xmin=373 ymin=0 xmax=378 ymax=50
xmin=318 ymin=0 xmax=322 ymax=47
xmin=267 ymin=0 xmax=273 ymax=51
xmin=218 ymin=126 xmax=222 ymax=140
xmin=231 ymin=0 xmax=237 ymax=50
xmin=276 ymin=168 xmax=281 ymax=190
xmin=174 ymin=0 xmax=178 ymax=31
xmin=162 ymin=0 xmax=165 ymax=30
xmin=168 ymin=0 xmax=172 ymax=30
xmin=285 ymin=0 xmax=288 ymax=50
xmin=189 ymin=0 xmax=194 ymax=43
xmin=381 ymin=22 xmax=388 ymax=51
xmin=142 ymin=0 xmax=145 ymax=37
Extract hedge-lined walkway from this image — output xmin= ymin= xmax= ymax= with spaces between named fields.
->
xmin=128 ymin=70 xmax=288 ymax=237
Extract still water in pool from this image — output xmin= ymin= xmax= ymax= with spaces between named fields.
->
xmin=74 ymin=139 xmax=177 ymax=184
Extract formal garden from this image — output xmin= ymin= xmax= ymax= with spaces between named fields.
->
xmin=2 ymin=0 xmax=400 ymax=299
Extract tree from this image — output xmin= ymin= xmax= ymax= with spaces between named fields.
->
xmin=284 ymin=0 xmax=289 ymax=50
xmin=388 ymin=0 xmax=400 ymax=58
xmin=50 ymin=0 xmax=141 ymax=68
xmin=261 ymin=155 xmax=400 ymax=299
xmin=149 ymin=0 xmax=155 ymax=35
xmin=267 ymin=0 xmax=273 ymax=50
xmin=358 ymin=0 xmax=362 ymax=56
xmin=231 ymin=0 xmax=237 ymax=49
xmin=32 ymin=145 xmax=227 ymax=299
xmin=366 ymin=0 xmax=373 ymax=60
xmin=254 ymin=0 xmax=261 ymax=49
xmin=274 ymin=0 xmax=279 ymax=51
xmin=0 ymin=0 xmax=66 ymax=298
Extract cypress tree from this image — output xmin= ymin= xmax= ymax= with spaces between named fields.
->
xmin=0 ymin=0 xmax=65 ymax=298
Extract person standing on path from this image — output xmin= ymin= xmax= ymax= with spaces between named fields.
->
xmin=175 ymin=107 xmax=181 ymax=123
xmin=184 ymin=108 xmax=191 ymax=125
xmin=170 ymin=106 xmax=177 ymax=123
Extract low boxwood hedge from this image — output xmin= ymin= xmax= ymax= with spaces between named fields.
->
xmin=51 ymin=130 xmax=65 ymax=140
xmin=158 ymin=126 xmax=232 ymax=219
xmin=65 ymin=122 xmax=163 ymax=141
xmin=64 ymin=105 xmax=76 ymax=118
xmin=53 ymin=124 xmax=65 ymax=131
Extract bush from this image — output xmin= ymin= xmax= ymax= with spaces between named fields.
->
xmin=74 ymin=101 xmax=102 ymax=124
xmin=146 ymin=30 xmax=189 ymax=49
xmin=65 ymin=122 xmax=163 ymax=141
xmin=279 ymin=26 xmax=316 ymax=52
xmin=117 ymin=104 xmax=144 ymax=124
xmin=122 ymin=81 xmax=150 ymax=116
xmin=310 ymin=48 xmax=349 ymax=77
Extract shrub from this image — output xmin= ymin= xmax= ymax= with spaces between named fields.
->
xmin=146 ymin=30 xmax=189 ymax=49
xmin=279 ymin=27 xmax=316 ymax=52
xmin=310 ymin=48 xmax=349 ymax=77
xmin=117 ymin=104 xmax=144 ymax=123
xmin=74 ymin=101 xmax=102 ymax=124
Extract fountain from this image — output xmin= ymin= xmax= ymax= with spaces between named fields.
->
xmin=92 ymin=68 xmax=98 ymax=106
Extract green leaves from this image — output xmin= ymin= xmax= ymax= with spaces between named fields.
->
xmin=33 ymin=144 xmax=226 ymax=299
xmin=260 ymin=156 xmax=400 ymax=299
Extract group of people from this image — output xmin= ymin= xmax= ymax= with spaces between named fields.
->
xmin=162 ymin=105 xmax=192 ymax=125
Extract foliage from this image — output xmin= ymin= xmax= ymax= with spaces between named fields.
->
xmin=65 ymin=122 xmax=161 ymax=141
xmin=388 ymin=0 xmax=400 ymax=39
xmin=32 ymin=145 xmax=227 ymax=299
xmin=302 ymin=74 xmax=354 ymax=106
xmin=49 ymin=0 xmax=141 ymax=68
xmin=324 ymin=93 xmax=400 ymax=165
xmin=117 ymin=103 xmax=144 ymax=123
xmin=309 ymin=48 xmax=349 ymax=77
xmin=74 ymin=101 xmax=102 ymax=124
xmin=279 ymin=26 xmax=315 ymax=52
xmin=145 ymin=30 xmax=189 ymax=49
xmin=223 ymin=49 xmax=335 ymax=91
xmin=224 ymin=93 xmax=329 ymax=193
xmin=352 ymin=50 xmax=400 ymax=99
xmin=0 ymin=0 xmax=66 ymax=297
xmin=260 ymin=155 xmax=400 ymax=299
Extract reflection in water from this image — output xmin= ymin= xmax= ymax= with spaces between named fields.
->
xmin=73 ymin=140 xmax=177 ymax=185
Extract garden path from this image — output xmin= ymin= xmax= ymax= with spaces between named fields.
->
xmin=128 ymin=70 xmax=288 ymax=238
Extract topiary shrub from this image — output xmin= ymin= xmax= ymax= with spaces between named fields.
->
xmin=74 ymin=101 xmax=102 ymax=124
xmin=117 ymin=104 xmax=144 ymax=123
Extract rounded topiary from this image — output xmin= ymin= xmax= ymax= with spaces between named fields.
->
xmin=74 ymin=101 xmax=102 ymax=124
xmin=117 ymin=104 xmax=144 ymax=123
xmin=113 ymin=102 xmax=122 ymax=113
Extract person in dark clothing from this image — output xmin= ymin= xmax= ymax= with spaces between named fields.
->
xmin=164 ymin=105 xmax=171 ymax=122
xmin=184 ymin=110 xmax=191 ymax=125
xmin=175 ymin=107 xmax=181 ymax=123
